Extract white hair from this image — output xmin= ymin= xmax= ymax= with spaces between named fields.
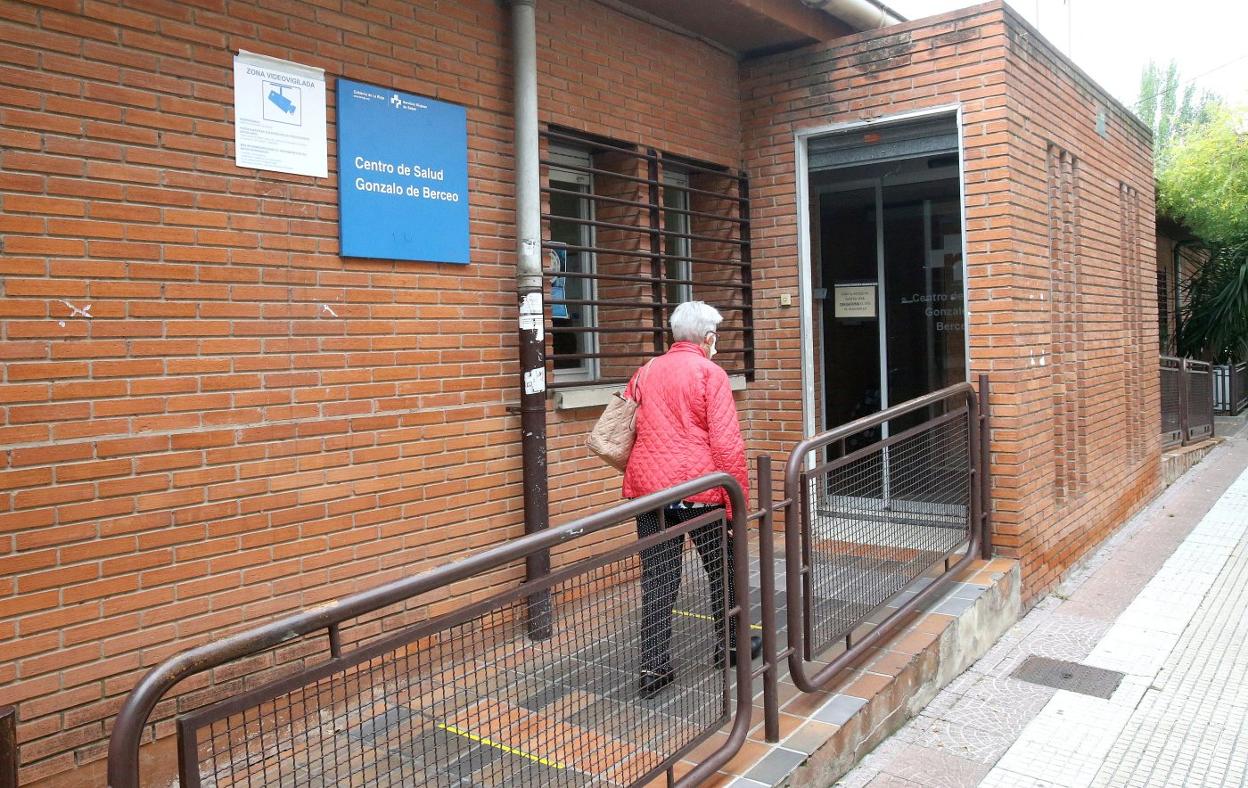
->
xmin=670 ymin=301 xmax=723 ymax=343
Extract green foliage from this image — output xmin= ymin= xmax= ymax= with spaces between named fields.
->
xmin=1179 ymin=239 xmax=1248 ymax=362
xmin=1138 ymin=62 xmax=1247 ymax=360
xmin=1135 ymin=60 xmax=1219 ymax=170
xmin=1157 ymin=106 xmax=1248 ymax=246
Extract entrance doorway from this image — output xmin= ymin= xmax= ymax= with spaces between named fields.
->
xmin=806 ymin=114 xmax=967 ymax=445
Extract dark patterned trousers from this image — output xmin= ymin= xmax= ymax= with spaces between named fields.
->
xmin=635 ymin=505 xmax=736 ymax=674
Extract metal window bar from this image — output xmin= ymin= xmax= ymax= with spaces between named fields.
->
xmin=541 ymin=212 xmax=749 ymax=247
xmin=545 ymin=242 xmax=751 ymax=270
xmin=549 ymin=326 xmax=750 ymax=335
xmin=539 ymin=159 xmax=740 ymax=202
xmin=543 ymin=129 xmax=742 ymax=181
xmin=549 ymin=298 xmax=750 ymax=311
xmin=779 ymin=381 xmax=988 ymax=693
xmin=108 ymin=475 xmax=753 ymax=788
xmin=544 ymin=185 xmax=748 ymax=227
xmin=552 ymin=269 xmax=749 ymax=293
xmin=541 ymin=130 xmax=753 ymax=388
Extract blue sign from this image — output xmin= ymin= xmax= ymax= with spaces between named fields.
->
xmin=336 ymin=79 xmax=469 ymax=264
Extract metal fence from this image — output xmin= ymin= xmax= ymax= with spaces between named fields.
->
xmin=1161 ymin=356 xmax=1216 ymax=448
xmin=108 ymin=476 xmax=753 ymax=788
xmin=779 ymin=381 xmax=989 ymax=692
xmin=1213 ymin=362 xmax=1248 ymax=416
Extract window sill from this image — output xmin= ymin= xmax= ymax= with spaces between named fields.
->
xmin=554 ymin=374 xmax=747 ymax=410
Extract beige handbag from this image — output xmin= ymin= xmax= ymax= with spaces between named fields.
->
xmin=587 ymin=362 xmax=650 ymax=471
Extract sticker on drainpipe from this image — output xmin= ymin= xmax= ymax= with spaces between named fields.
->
xmin=524 ymin=367 xmax=546 ymax=395
xmin=519 ymin=292 xmax=544 ymax=341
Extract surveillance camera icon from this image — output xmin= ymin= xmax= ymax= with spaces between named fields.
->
xmin=267 ymin=89 xmax=296 ymax=115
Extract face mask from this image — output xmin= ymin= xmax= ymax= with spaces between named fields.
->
xmin=706 ymin=334 xmax=718 ymax=358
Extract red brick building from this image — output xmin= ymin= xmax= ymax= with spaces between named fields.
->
xmin=0 ymin=0 xmax=1156 ymax=783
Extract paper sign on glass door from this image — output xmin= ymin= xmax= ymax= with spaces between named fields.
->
xmin=834 ymin=284 xmax=877 ymax=319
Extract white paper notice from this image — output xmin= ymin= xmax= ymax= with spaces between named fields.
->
xmin=233 ymin=51 xmax=327 ymax=177
xmin=524 ymin=368 xmax=546 ymax=395
xmin=834 ymin=284 xmax=877 ymax=319
xmin=519 ymin=292 xmax=544 ymax=341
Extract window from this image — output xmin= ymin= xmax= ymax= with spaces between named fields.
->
xmin=662 ymin=170 xmax=692 ymax=306
xmin=547 ymin=148 xmax=596 ymax=382
xmin=541 ymin=129 xmax=753 ymax=387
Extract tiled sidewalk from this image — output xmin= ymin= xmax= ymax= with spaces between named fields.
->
xmin=1090 ymin=482 xmax=1248 ymax=787
xmin=838 ymin=422 xmax=1248 ymax=788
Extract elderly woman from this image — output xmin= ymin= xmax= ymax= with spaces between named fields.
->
xmin=622 ymin=301 xmax=760 ymax=698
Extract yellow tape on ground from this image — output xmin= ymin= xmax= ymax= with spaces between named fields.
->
xmin=435 ymin=722 xmax=566 ymax=769
xmin=672 ymin=608 xmax=762 ymax=631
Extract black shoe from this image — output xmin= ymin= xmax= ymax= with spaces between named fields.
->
xmin=715 ymin=636 xmax=764 ymax=668
xmin=638 ymin=668 xmax=674 ymax=699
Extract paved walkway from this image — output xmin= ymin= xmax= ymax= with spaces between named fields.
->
xmin=838 ymin=421 xmax=1248 ymax=788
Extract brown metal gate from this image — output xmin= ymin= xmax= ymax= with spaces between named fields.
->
xmin=1161 ymin=356 xmax=1216 ymax=448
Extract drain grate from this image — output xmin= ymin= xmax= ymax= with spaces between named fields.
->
xmin=1010 ymin=656 xmax=1125 ymax=699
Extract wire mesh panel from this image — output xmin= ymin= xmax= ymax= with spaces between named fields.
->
xmin=1160 ymin=357 xmax=1183 ymax=448
xmin=801 ymin=407 xmax=972 ymax=658
xmin=1186 ymin=360 xmax=1213 ymax=442
xmin=174 ymin=516 xmax=733 ymax=788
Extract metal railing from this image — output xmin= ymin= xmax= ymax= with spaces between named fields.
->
xmin=109 ymin=380 xmax=993 ymax=785
xmin=1161 ymin=356 xmax=1216 ymax=448
xmin=779 ymin=381 xmax=989 ymax=692
xmin=108 ymin=476 xmax=752 ymax=788
xmin=1213 ymin=362 xmax=1248 ymax=416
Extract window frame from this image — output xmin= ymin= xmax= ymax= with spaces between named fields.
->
xmin=662 ymin=168 xmax=693 ymax=307
xmin=546 ymin=147 xmax=598 ymax=384
xmin=539 ymin=129 xmax=753 ymax=389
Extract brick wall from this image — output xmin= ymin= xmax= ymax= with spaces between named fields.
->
xmin=739 ymin=0 xmax=1158 ymax=603
xmin=0 ymin=0 xmax=741 ymax=783
xmin=0 ymin=0 xmax=1161 ymax=782
xmin=997 ymin=2 xmax=1158 ymax=595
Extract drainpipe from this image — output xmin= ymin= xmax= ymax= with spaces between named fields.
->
xmin=801 ymin=0 xmax=906 ymax=29
xmin=511 ymin=0 xmax=552 ymax=640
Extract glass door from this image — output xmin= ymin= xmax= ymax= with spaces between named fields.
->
xmin=882 ymin=177 xmax=965 ymax=432
xmin=806 ymin=117 xmax=967 ymax=514
xmin=817 ymin=184 xmax=882 ymax=452
xmin=814 ymin=170 xmax=965 ymax=465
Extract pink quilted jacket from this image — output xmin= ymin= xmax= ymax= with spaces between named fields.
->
xmin=622 ymin=341 xmax=749 ymax=516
